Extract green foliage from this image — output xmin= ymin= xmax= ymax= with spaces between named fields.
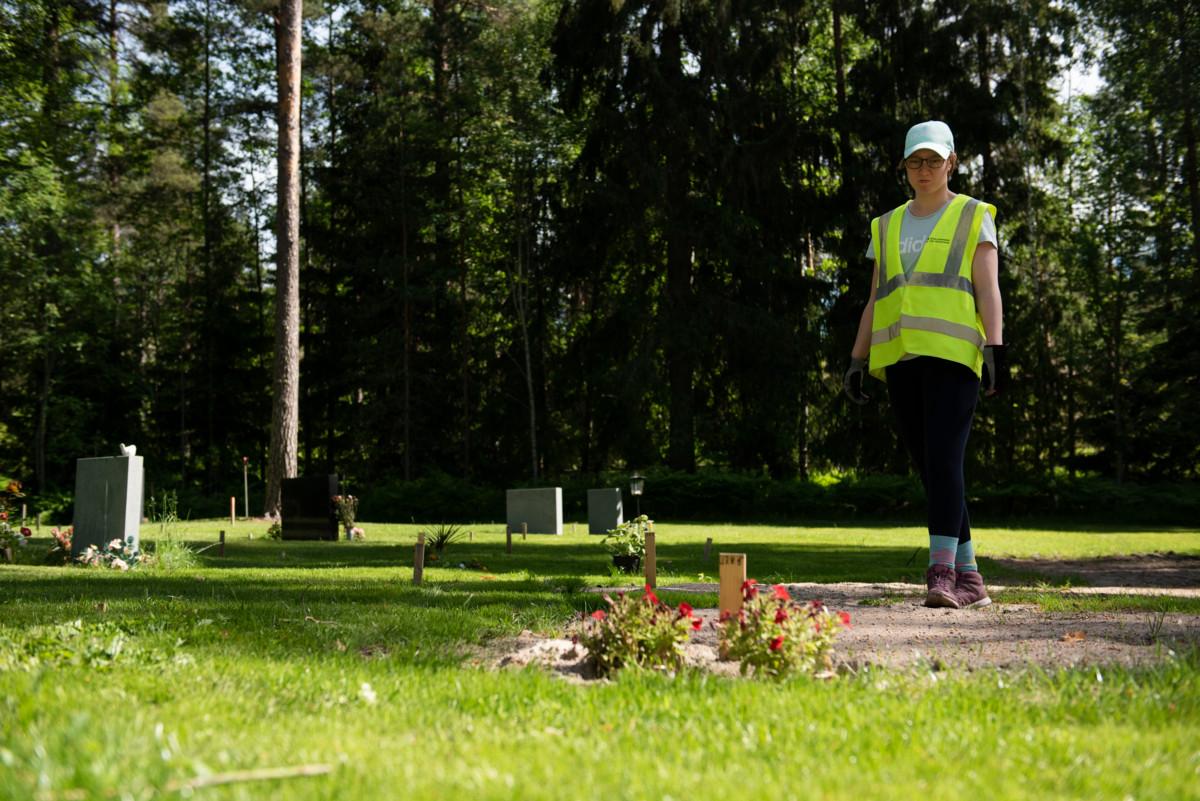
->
xmin=718 ymin=583 xmax=848 ymax=680
xmin=421 ymin=523 xmax=469 ymax=553
xmin=578 ymin=586 xmax=701 ymax=676
xmin=599 ymin=515 xmax=650 ymax=558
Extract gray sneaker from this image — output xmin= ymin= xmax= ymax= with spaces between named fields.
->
xmin=924 ymin=564 xmax=960 ymax=608
xmin=953 ymin=570 xmax=992 ymax=608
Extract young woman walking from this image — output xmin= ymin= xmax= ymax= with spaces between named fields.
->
xmin=843 ymin=120 xmax=1007 ymax=609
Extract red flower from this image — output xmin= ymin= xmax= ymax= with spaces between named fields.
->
xmin=741 ymin=579 xmax=759 ymax=601
xmin=677 ymin=601 xmax=694 ymax=618
xmin=591 ymin=609 xmax=607 ymax=621
xmin=0 ymin=512 xmax=6 ymax=521
xmin=642 ymin=585 xmax=660 ymax=605
xmin=719 ymin=609 xmax=733 ymax=622
xmin=691 ymin=617 xmax=702 ymax=631
xmin=20 ymin=527 xmax=31 ymax=537
xmin=774 ymin=608 xmax=789 ymax=624
xmin=772 ymin=584 xmax=790 ymax=601
xmin=809 ymin=599 xmax=824 ymax=610
xmin=769 ymin=635 xmax=785 ymax=651
xmin=838 ymin=611 xmax=851 ymax=627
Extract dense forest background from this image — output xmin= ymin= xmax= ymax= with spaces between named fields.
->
xmin=1 ymin=0 xmax=1198 ymax=519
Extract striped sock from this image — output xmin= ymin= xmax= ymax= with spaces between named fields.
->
xmin=929 ymin=535 xmax=958 ymax=568
xmin=955 ymin=539 xmax=978 ymax=572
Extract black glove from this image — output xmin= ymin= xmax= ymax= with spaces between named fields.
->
xmin=843 ymin=357 xmax=870 ymax=405
xmin=982 ymin=344 xmax=1007 ymax=395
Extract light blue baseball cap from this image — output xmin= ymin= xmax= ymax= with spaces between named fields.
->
xmin=904 ymin=120 xmax=955 ymax=158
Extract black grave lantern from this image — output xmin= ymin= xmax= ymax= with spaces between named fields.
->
xmin=629 ymin=473 xmax=645 ymax=517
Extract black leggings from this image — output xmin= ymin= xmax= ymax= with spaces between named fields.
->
xmin=885 ymin=356 xmax=980 ymax=543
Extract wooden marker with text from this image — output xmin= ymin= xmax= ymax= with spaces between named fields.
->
xmin=718 ymin=553 xmax=746 ymax=618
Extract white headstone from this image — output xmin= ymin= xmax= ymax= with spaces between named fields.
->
xmin=505 ymin=488 xmax=563 ymax=535
xmin=587 ymin=488 xmax=623 ymax=534
xmin=72 ymin=455 xmax=144 ymax=557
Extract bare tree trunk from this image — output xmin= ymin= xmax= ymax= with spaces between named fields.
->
xmin=265 ymin=0 xmax=303 ymax=517
xmin=513 ymin=227 xmax=538 ymax=481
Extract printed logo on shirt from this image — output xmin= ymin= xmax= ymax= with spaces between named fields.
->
xmin=898 ymin=235 xmax=949 ymax=254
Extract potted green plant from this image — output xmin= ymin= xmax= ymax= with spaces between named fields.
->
xmin=601 ymin=515 xmax=650 ymax=573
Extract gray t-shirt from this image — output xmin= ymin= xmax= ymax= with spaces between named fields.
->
xmin=865 ymin=197 xmax=997 ymax=276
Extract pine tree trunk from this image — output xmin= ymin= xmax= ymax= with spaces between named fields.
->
xmin=265 ymin=0 xmax=303 ymax=517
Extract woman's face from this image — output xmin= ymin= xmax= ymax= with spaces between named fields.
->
xmin=904 ymin=148 xmax=955 ymax=195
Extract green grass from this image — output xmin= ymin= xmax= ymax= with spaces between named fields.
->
xmin=2 ymin=520 xmax=1198 ymax=800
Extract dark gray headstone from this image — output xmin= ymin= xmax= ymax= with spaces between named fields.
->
xmin=587 ymin=488 xmax=623 ymax=534
xmin=505 ymin=487 xmax=563 ymax=535
xmin=281 ymin=475 xmax=339 ymax=541
xmin=72 ymin=455 xmax=144 ymax=558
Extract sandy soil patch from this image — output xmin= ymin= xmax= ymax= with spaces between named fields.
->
xmin=485 ymin=570 xmax=1199 ymax=679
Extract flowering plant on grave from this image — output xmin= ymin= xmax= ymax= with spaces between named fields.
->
xmin=77 ymin=538 xmax=141 ymax=571
xmin=348 ymin=526 xmax=366 ymax=541
xmin=577 ymin=584 xmax=702 ymax=676
xmin=332 ymin=494 xmax=358 ymax=533
xmin=718 ymin=581 xmax=849 ymax=680
xmin=0 ymin=480 xmax=29 ymax=554
xmin=44 ymin=526 xmax=73 ymax=564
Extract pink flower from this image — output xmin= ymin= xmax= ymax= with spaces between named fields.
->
xmin=769 ymin=636 xmax=785 ymax=652
xmin=0 ymin=512 xmax=6 ymax=521
xmin=838 ymin=611 xmax=851 ymax=627
xmin=772 ymin=584 xmax=790 ymax=601
xmin=591 ymin=609 xmax=607 ymax=621
xmin=677 ymin=602 xmax=694 ymax=618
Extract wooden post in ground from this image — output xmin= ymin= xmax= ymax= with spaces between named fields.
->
xmin=718 ymin=553 xmax=747 ymax=619
xmin=505 ymin=526 xmax=512 ymax=554
xmin=644 ymin=528 xmax=657 ymax=589
xmin=229 ymin=497 xmax=236 ymax=526
xmin=219 ymin=530 xmax=226 ymax=558
xmin=704 ymin=537 xmax=712 ymax=560
xmin=413 ymin=533 xmax=425 ymax=584
xmin=718 ymin=552 xmax=747 ymax=660
xmin=21 ymin=504 xmax=27 ymax=526
xmin=521 ymin=522 xmax=527 ymax=540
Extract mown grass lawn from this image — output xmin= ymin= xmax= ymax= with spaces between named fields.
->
xmin=2 ymin=520 xmax=1198 ymax=800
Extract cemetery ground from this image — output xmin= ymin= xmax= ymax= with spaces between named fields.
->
xmin=1 ymin=522 xmax=1199 ymax=800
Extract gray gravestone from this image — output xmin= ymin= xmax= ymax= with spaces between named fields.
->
xmin=505 ymin=488 xmax=563 ymax=535
xmin=281 ymin=475 xmax=339 ymax=541
xmin=587 ymin=488 xmax=623 ymax=534
xmin=72 ymin=455 xmax=144 ymax=558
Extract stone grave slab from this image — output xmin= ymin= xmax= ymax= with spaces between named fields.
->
xmin=587 ymin=488 xmax=623 ymax=534
xmin=72 ymin=455 xmax=144 ymax=558
xmin=506 ymin=487 xmax=563 ymax=535
xmin=282 ymin=475 xmax=339 ymax=541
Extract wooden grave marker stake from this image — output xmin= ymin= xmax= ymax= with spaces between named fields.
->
xmin=413 ymin=533 xmax=426 ymax=585
xmin=219 ymin=530 xmax=226 ymax=558
xmin=21 ymin=504 xmax=27 ymax=526
xmin=522 ymin=522 xmax=527 ymax=540
xmin=718 ymin=553 xmax=747 ymax=619
xmin=704 ymin=537 xmax=712 ymax=560
xmin=505 ymin=526 xmax=512 ymax=554
xmin=644 ymin=528 xmax=657 ymax=589
xmin=718 ymin=552 xmax=747 ymax=659
xmin=229 ymin=497 xmax=236 ymax=526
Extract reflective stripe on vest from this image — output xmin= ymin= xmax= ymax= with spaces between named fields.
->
xmin=870 ymin=314 xmax=985 ymax=350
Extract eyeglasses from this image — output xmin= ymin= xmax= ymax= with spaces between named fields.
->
xmin=904 ymin=156 xmax=946 ymax=171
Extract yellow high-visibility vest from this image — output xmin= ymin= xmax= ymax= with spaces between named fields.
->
xmin=868 ymin=194 xmax=997 ymax=380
